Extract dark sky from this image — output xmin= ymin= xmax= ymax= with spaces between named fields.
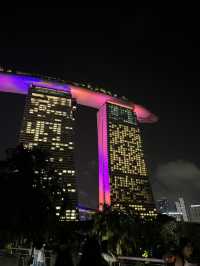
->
xmin=0 ymin=7 xmax=200 ymax=208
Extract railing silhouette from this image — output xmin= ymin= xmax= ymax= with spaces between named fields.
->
xmin=6 ymin=247 xmax=166 ymax=266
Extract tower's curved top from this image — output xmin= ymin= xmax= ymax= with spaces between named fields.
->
xmin=0 ymin=69 xmax=158 ymax=123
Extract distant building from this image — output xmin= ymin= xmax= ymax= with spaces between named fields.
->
xmin=175 ymin=198 xmax=189 ymax=222
xmin=19 ymin=85 xmax=78 ymax=221
xmin=156 ymin=198 xmax=170 ymax=214
xmin=190 ymin=204 xmax=200 ymax=223
xmin=78 ymin=206 xmax=96 ymax=221
xmin=157 ymin=198 xmax=183 ymax=221
xmin=98 ymin=102 xmax=157 ymax=218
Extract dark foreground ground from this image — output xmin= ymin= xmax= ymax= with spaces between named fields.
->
xmin=0 ymin=255 xmax=18 ymax=266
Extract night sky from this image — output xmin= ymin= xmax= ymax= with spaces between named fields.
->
xmin=0 ymin=7 xmax=200 ymax=208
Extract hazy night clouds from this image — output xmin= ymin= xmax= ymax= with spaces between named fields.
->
xmin=152 ymin=160 xmax=200 ymax=203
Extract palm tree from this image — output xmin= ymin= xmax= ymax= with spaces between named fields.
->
xmin=92 ymin=204 xmax=138 ymax=255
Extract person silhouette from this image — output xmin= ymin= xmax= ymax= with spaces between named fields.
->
xmin=55 ymin=242 xmax=73 ymax=266
xmin=79 ymin=237 xmax=108 ymax=266
xmin=175 ymin=238 xmax=194 ymax=266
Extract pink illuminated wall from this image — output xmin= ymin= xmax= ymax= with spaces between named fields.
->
xmin=0 ymin=72 xmax=158 ymax=123
xmin=97 ymin=104 xmax=111 ymax=209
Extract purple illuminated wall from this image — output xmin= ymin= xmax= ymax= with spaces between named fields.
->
xmin=0 ymin=72 xmax=158 ymax=123
xmin=97 ymin=104 xmax=111 ymax=209
xmin=0 ymin=73 xmax=70 ymax=94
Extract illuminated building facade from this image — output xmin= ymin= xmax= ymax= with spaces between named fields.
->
xmin=190 ymin=204 xmax=200 ymax=223
xmin=157 ymin=197 xmax=170 ymax=214
xmin=98 ymin=102 xmax=156 ymax=218
xmin=19 ymin=85 xmax=78 ymax=221
xmin=0 ymin=69 xmax=158 ymax=219
xmin=175 ymin=197 xmax=189 ymax=222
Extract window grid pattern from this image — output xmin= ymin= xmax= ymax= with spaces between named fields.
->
xmin=107 ymin=103 xmax=156 ymax=218
xmin=19 ymin=86 xmax=78 ymax=221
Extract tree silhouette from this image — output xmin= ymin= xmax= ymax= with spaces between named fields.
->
xmin=0 ymin=145 xmax=61 ymax=241
xmin=92 ymin=204 xmax=138 ymax=255
xmin=92 ymin=205 xmax=173 ymax=257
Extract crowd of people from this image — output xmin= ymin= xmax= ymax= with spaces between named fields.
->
xmin=163 ymin=238 xmax=196 ymax=266
xmin=26 ymin=237 xmax=196 ymax=266
xmin=27 ymin=237 xmax=117 ymax=266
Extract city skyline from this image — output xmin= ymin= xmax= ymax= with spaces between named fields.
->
xmin=1 ymin=8 xmax=200 ymax=265
xmin=0 ymin=78 xmax=199 ymax=209
xmin=0 ymin=82 xmax=200 ymax=208
xmin=0 ymin=7 xmax=200 ymax=206
xmin=0 ymin=70 xmax=157 ymax=215
xmin=156 ymin=196 xmax=200 ymax=223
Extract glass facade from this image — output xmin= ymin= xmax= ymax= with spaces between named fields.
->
xmin=156 ymin=198 xmax=170 ymax=214
xmin=19 ymin=86 xmax=78 ymax=221
xmin=98 ymin=102 xmax=157 ymax=218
